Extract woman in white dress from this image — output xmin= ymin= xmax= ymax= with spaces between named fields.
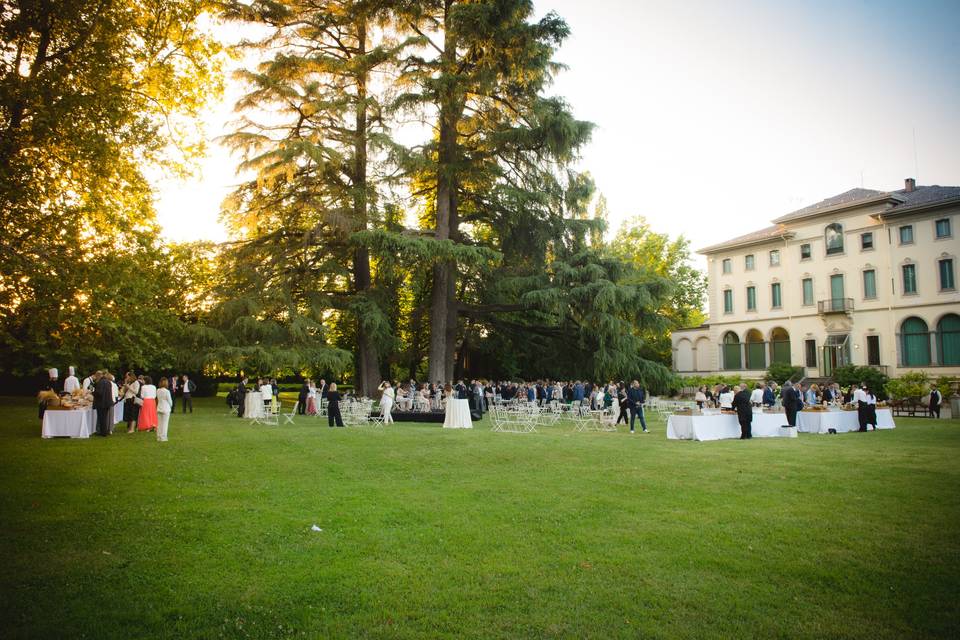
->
xmin=156 ymin=377 xmax=173 ymax=441
xmin=378 ymin=381 xmax=395 ymax=424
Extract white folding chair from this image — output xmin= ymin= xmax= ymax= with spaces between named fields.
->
xmin=282 ymin=401 xmax=299 ymax=425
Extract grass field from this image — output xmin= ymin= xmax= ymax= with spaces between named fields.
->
xmin=1 ymin=396 xmax=958 ymax=639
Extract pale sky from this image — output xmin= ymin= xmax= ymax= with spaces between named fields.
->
xmin=153 ymin=0 xmax=960 ymax=268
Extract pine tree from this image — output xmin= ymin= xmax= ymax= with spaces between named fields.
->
xmin=395 ymin=0 xmax=592 ymax=381
xmin=219 ymin=0 xmax=408 ymax=392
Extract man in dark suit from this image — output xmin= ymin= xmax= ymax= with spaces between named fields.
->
xmin=781 ymin=381 xmax=799 ymax=427
xmin=732 ymin=384 xmax=753 ymax=439
xmin=297 ymin=379 xmax=309 ymax=415
xmin=181 ymin=375 xmax=195 ymax=413
xmin=237 ymin=376 xmax=248 ymax=418
xmin=762 ymin=382 xmax=775 ymax=407
xmin=93 ymin=373 xmax=114 ymax=436
xmin=627 ymin=380 xmax=648 ymax=433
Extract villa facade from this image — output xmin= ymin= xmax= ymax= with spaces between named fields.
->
xmin=672 ymin=179 xmax=960 ymax=379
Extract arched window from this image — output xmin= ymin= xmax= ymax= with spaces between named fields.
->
xmin=745 ymin=329 xmax=765 ymax=370
xmin=937 ymin=314 xmax=960 ymax=366
xmin=825 ymin=223 xmax=844 ymax=255
xmin=722 ymin=331 xmax=741 ymax=370
xmin=901 ymin=317 xmax=931 ymax=366
xmin=770 ymin=327 xmax=790 ymax=364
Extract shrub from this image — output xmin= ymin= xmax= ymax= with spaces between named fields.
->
xmin=934 ymin=375 xmax=957 ymax=397
xmin=885 ymin=371 xmax=929 ymax=401
xmin=765 ymin=362 xmax=804 ymax=385
xmin=832 ymin=365 xmax=890 ymax=401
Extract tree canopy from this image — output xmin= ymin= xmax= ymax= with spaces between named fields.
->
xmin=0 ymin=0 xmax=705 ymax=392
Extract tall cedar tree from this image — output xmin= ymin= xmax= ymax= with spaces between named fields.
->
xmin=219 ymin=0 xmax=408 ymax=393
xmin=395 ymin=0 xmax=591 ymax=382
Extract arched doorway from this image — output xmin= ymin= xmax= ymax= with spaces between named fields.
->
xmin=901 ymin=317 xmax=931 ymax=366
xmin=722 ymin=331 xmax=741 ymax=370
xmin=770 ymin=327 xmax=790 ymax=365
xmin=745 ymin=329 xmax=765 ymax=370
xmin=695 ymin=337 xmax=711 ymax=371
xmin=675 ymin=339 xmax=694 ymax=372
xmin=937 ymin=314 xmax=960 ymax=366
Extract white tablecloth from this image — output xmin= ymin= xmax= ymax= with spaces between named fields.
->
xmin=42 ymin=409 xmax=96 ymax=439
xmin=797 ymin=409 xmax=895 ymax=433
xmin=667 ymin=412 xmax=798 ymax=441
xmin=113 ymin=402 xmax=124 ymax=425
xmin=245 ymin=392 xmax=265 ymax=418
xmin=443 ymin=399 xmax=473 ymax=429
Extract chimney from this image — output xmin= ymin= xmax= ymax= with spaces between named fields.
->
xmin=904 ymin=177 xmax=916 ymax=192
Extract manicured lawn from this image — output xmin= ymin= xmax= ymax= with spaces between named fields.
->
xmin=1 ymin=396 xmax=958 ymax=639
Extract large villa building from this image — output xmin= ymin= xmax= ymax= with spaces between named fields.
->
xmin=672 ymin=179 xmax=960 ymax=379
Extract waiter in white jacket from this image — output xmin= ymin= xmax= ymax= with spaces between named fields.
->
xmin=63 ymin=367 xmax=80 ymax=393
xmin=853 ymin=383 xmax=869 ymax=432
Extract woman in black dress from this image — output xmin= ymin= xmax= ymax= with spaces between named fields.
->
xmin=327 ymin=383 xmax=344 ymax=427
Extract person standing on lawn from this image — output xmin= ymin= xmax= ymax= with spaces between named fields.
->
xmin=156 ymin=377 xmax=173 ymax=441
xmin=732 ymin=384 xmax=753 ymax=439
xmin=781 ymin=381 xmax=799 ymax=427
xmin=326 ymin=383 xmax=344 ymax=427
xmin=627 ymin=380 xmax=648 ymax=433
xmin=181 ymin=374 xmax=196 ymax=413
xmin=93 ymin=372 xmax=114 ymax=437
xmin=929 ymin=386 xmax=942 ymax=419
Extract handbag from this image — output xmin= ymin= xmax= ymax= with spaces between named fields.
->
xmin=133 ymin=382 xmax=144 ymax=406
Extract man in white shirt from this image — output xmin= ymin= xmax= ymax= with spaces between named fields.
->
xmin=63 ymin=366 xmax=80 ymax=393
xmin=749 ymin=383 xmax=764 ymax=407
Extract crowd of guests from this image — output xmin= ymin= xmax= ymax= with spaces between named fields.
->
xmin=692 ymin=379 xmax=883 ymax=438
xmin=40 ymin=366 xmax=197 ymax=440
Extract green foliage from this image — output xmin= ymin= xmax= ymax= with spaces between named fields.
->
xmin=766 ymin=362 xmax=805 ymax=385
xmin=677 ymin=374 xmax=748 ymax=389
xmin=885 ymin=371 xmax=929 ymax=401
xmin=832 ymin=365 xmax=890 ymax=400
xmin=934 ymin=375 xmax=956 ymax=397
xmin=609 ymin=216 xmax=707 ymax=365
xmin=0 ymin=0 xmax=225 ymax=376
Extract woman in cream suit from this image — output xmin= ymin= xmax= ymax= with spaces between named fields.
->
xmin=378 ymin=381 xmax=395 ymax=424
xmin=157 ymin=377 xmax=173 ymax=442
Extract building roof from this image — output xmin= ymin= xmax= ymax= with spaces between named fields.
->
xmin=879 ymin=185 xmax=960 ymax=216
xmin=770 ymin=188 xmax=890 ymax=224
xmin=699 ymin=225 xmax=793 ymax=254
xmin=699 ymin=182 xmax=960 ymax=255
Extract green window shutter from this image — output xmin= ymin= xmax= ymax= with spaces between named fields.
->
xmin=939 ymin=259 xmax=955 ymax=290
xmin=802 ymin=279 xmax=813 ymax=305
xmin=938 ymin=314 xmax=960 ymax=365
xmin=863 ymin=270 xmax=876 ymax=298
xmin=902 ymin=264 xmax=917 ymax=294
xmin=771 ymin=283 xmax=781 ymax=307
xmin=901 ymin=317 xmax=930 ymax=366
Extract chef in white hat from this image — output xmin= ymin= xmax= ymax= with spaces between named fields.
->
xmin=47 ymin=368 xmax=62 ymax=393
xmin=63 ymin=366 xmax=80 ymax=393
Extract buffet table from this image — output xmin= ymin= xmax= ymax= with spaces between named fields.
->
xmin=443 ymin=399 xmax=473 ymax=429
xmin=42 ymin=408 xmax=96 ymax=439
xmin=667 ymin=412 xmax=798 ymax=441
xmin=244 ymin=392 xmax=266 ymax=418
xmin=797 ymin=409 xmax=895 ymax=434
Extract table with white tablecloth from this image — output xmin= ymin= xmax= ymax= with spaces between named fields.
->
xmin=667 ymin=412 xmax=798 ymax=441
xmin=42 ymin=409 xmax=96 ymax=439
xmin=244 ymin=391 xmax=265 ymax=418
xmin=797 ymin=409 xmax=895 ymax=434
xmin=113 ymin=402 xmax=124 ymax=425
xmin=443 ymin=398 xmax=473 ymax=429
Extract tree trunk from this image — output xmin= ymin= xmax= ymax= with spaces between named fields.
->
xmin=428 ymin=1 xmax=460 ymax=384
xmin=351 ymin=17 xmax=380 ymax=397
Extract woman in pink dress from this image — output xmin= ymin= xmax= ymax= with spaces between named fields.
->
xmin=138 ymin=376 xmax=159 ymax=431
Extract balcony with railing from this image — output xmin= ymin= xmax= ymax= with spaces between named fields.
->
xmin=818 ymin=298 xmax=854 ymax=314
